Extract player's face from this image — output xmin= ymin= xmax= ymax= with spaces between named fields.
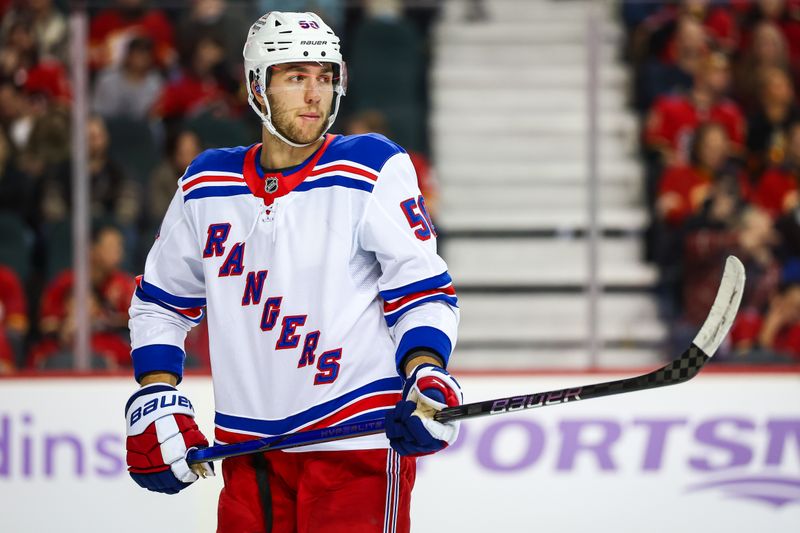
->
xmin=266 ymin=62 xmax=335 ymax=145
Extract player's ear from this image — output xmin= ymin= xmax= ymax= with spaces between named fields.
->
xmin=251 ymin=80 xmax=265 ymax=106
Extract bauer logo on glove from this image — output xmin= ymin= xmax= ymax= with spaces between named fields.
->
xmin=128 ymin=393 xmax=193 ymax=427
xmin=125 ymin=383 xmax=214 ymax=495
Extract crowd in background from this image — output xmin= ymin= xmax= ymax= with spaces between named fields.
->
xmin=0 ymin=0 xmax=441 ymax=373
xmin=4 ymin=0 xmax=800 ymax=373
xmin=622 ymin=0 xmax=800 ymax=362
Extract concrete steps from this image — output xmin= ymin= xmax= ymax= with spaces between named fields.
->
xmin=433 ymin=88 xmax=628 ymax=112
xmin=442 ymin=0 xmax=611 ymax=24
xmin=450 ymin=347 xmax=665 ymax=370
xmin=441 ymin=182 xmax=640 ymax=209
xmin=434 ymin=21 xmax=622 ymax=45
xmin=430 ymin=0 xmax=663 ymax=367
xmin=437 ymin=160 xmax=643 ymax=185
xmin=432 ymin=112 xmax=637 ymax=137
xmin=457 ymin=293 xmax=665 ymax=345
xmin=442 ymin=237 xmax=657 ymax=288
xmin=436 ymin=43 xmax=617 ymax=67
xmin=439 ymin=208 xmax=648 ymax=233
xmin=432 ymin=65 xmax=629 ymax=90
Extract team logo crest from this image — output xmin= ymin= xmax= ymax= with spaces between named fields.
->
xmin=265 ymin=177 xmax=279 ymax=194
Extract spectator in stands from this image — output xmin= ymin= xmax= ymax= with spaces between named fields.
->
xmin=147 ymin=129 xmax=202 ymax=226
xmin=680 ymin=205 xmax=780 ymax=342
xmin=753 ymin=120 xmax=800 ymax=217
xmin=348 ymin=0 xmax=427 ymax=151
xmin=0 ymin=123 xmax=34 ymax=221
xmin=0 ymin=16 xmax=71 ymax=105
xmin=151 ymin=34 xmax=237 ymax=124
xmin=738 ymin=0 xmax=800 ymax=77
xmin=2 ymin=80 xmax=71 ymax=215
xmin=731 ymin=280 xmax=800 ymax=361
xmin=0 ymin=0 xmax=67 ymax=63
xmin=86 ymin=115 xmax=140 ymax=230
xmin=734 ymin=21 xmax=792 ymax=112
xmin=0 ymin=264 xmax=27 ymax=372
xmin=89 ymin=0 xmax=176 ymax=71
xmin=37 ymin=115 xmax=139 ymax=229
xmin=0 ymin=15 xmax=35 ymax=80
xmin=177 ymin=0 xmax=252 ymax=73
xmin=774 ymin=194 xmax=800 ymax=262
xmin=637 ymin=16 xmax=708 ymax=111
xmin=28 ymin=224 xmax=135 ymax=369
xmin=0 ymin=80 xmax=30 ymax=148
xmin=344 ymin=109 xmax=440 ymax=220
xmin=655 ymin=122 xmax=750 ymax=319
xmin=647 ymin=0 xmax=739 ymax=57
xmin=92 ymin=36 xmax=163 ymax=121
xmin=657 ymin=122 xmax=750 ymax=227
xmin=746 ymin=67 xmax=800 ymax=176
xmin=645 ymin=51 xmax=745 ymax=166
xmin=622 ymin=0 xmax=661 ymax=33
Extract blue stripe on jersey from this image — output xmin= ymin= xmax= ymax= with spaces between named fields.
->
xmin=184 ymin=185 xmax=251 ymax=202
xmin=294 ymin=176 xmax=375 ymax=193
xmin=212 ymin=409 xmax=394 ymax=447
xmin=319 ymin=134 xmax=405 ymax=174
xmin=134 ymin=286 xmax=206 ymax=325
xmin=181 ymin=145 xmax=253 ymax=182
xmin=380 ymin=271 xmax=452 ymax=301
xmin=384 ymin=294 xmax=459 ymax=327
xmin=131 ymin=344 xmax=186 ymax=384
xmin=139 ymin=279 xmax=206 ymax=308
xmin=394 ymin=326 xmax=453 ymax=371
xmin=214 ymin=376 xmax=403 ymax=435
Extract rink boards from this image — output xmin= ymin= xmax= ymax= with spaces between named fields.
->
xmin=0 ymin=370 xmax=798 ymax=532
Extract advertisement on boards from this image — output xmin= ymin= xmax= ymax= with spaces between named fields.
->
xmin=0 ymin=373 xmax=798 ymax=532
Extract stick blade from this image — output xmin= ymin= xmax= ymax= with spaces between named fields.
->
xmin=691 ymin=255 xmax=746 ymax=357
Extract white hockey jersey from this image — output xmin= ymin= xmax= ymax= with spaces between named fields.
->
xmin=129 ymin=133 xmax=459 ymax=450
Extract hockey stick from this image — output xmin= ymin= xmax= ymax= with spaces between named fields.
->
xmin=187 ymin=255 xmax=745 ymax=465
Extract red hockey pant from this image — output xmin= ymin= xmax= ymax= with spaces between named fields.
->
xmin=217 ymin=448 xmax=416 ymax=533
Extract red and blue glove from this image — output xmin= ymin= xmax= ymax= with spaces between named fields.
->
xmin=385 ymin=363 xmax=463 ymax=457
xmin=125 ymin=383 xmax=213 ymax=494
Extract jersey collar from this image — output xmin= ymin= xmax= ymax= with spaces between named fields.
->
xmin=243 ymin=134 xmax=335 ymax=205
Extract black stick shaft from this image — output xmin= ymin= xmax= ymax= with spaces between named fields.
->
xmin=434 ymin=345 xmax=709 ymax=424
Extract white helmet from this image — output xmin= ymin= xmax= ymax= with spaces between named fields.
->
xmin=243 ymin=11 xmax=347 ymax=148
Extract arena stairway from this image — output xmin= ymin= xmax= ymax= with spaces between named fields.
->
xmin=431 ymin=0 xmax=665 ymax=369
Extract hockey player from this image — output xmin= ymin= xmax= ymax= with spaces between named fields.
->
xmin=124 ymin=11 xmax=461 ymax=533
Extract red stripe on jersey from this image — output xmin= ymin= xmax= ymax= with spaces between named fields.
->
xmin=135 ymin=275 xmax=203 ymax=319
xmin=303 ymin=392 xmax=400 ymax=431
xmin=309 ymin=164 xmax=378 ymax=181
xmin=176 ymin=307 xmax=204 ymax=320
xmin=182 ymin=174 xmax=245 ymax=192
xmin=383 ymin=286 xmax=456 ymax=313
xmin=214 ymin=393 xmax=400 ymax=444
xmin=214 ymin=428 xmax=259 ymax=444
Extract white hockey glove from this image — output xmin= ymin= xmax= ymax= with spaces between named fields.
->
xmin=125 ymin=383 xmax=214 ymax=494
